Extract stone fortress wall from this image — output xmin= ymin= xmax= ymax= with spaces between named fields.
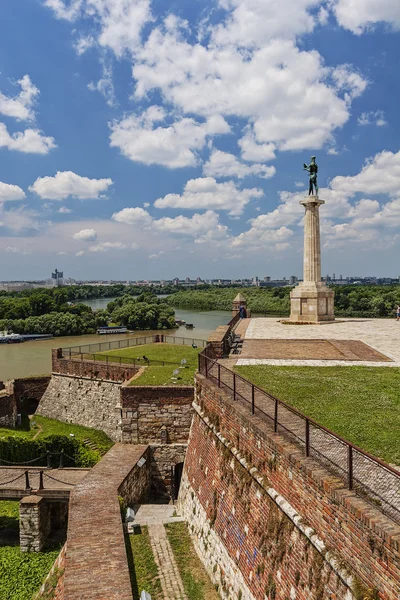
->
xmin=178 ymin=374 xmax=400 ymax=600
xmin=36 ymin=347 xmax=194 ymax=499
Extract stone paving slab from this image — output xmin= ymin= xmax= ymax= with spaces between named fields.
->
xmin=238 ymin=338 xmax=391 ymax=361
xmin=132 ymin=503 xmax=185 ymax=525
xmin=243 ymin=318 xmax=400 ymax=366
xmin=148 ymin=524 xmax=188 ymax=600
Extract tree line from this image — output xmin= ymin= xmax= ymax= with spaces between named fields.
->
xmin=168 ymin=285 xmax=400 ymax=318
xmin=0 ymin=290 xmax=175 ymax=336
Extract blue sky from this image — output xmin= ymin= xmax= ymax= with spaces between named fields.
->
xmin=1 ymin=0 xmax=400 ymax=280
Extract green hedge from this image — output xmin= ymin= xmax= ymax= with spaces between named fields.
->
xmin=0 ymin=435 xmax=101 ymax=468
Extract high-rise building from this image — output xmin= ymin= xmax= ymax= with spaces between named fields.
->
xmin=173 ymin=277 xmax=179 ymax=286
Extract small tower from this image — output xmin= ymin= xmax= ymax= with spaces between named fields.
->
xmin=232 ymin=293 xmax=247 ymax=317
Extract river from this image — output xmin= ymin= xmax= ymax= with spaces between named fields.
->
xmin=0 ymin=297 xmax=232 ymax=380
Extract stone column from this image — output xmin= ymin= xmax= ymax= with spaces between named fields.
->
xmin=287 ymin=196 xmax=335 ymax=324
xmin=19 ymin=495 xmax=51 ymax=552
xmin=302 ymin=197 xmax=324 ymax=282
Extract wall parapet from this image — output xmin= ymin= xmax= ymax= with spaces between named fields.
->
xmin=64 ymin=444 xmax=150 ymax=600
xmin=178 ymin=373 xmax=400 ymax=599
xmin=52 ymin=349 xmax=138 ymax=382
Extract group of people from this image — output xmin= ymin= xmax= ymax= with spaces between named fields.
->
xmin=239 ymin=305 xmax=247 ymax=319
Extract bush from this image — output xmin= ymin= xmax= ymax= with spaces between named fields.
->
xmin=0 ymin=435 xmax=100 ymax=468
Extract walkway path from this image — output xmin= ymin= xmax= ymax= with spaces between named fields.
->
xmin=148 ymin=524 xmax=188 ymax=600
xmin=242 ymin=317 xmax=400 ymax=366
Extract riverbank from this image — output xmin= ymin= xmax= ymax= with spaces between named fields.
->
xmin=0 ymin=307 xmax=232 ymax=381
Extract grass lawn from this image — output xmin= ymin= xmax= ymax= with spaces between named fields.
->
xmin=0 ymin=415 xmax=113 ymax=453
xmin=165 ymin=522 xmax=219 ymax=600
xmin=94 ymin=342 xmax=200 ymax=366
xmin=235 ymin=365 xmax=400 ymax=465
xmin=0 ymin=501 xmax=59 ymax=600
xmin=93 ymin=343 xmax=201 ymax=386
xmin=127 ymin=528 xmax=163 ymax=600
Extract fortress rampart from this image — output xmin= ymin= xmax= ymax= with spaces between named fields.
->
xmin=178 ymin=373 xmax=400 ymax=599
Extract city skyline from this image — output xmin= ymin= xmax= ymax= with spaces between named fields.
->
xmin=1 ymin=1 xmax=400 ymax=280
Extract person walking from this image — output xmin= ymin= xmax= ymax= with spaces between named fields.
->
xmin=397 ymin=305 xmax=400 ymax=321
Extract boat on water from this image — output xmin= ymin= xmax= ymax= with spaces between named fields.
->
xmin=0 ymin=332 xmax=53 ymax=343
xmin=97 ymin=326 xmax=128 ymax=335
xmin=175 ymin=319 xmax=186 ymax=326
xmin=0 ymin=332 xmax=24 ymax=344
xmin=185 ymin=323 xmax=195 ymax=329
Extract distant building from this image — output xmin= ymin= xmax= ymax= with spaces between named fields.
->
xmin=51 ymin=269 xmax=64 ymax=286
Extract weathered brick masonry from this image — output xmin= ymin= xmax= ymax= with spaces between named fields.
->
xmin=37 ymin=374 xmax=122 ymax=441
xmin=64 ymin=444 xmax=150 ymax=600
xmin=178 ymin=374 xmax=400 ymax=600
xmin=0 ymin=382 xmax=16 ymax=427
xmin=120 ymin=384 xmax=193 ymax=443
xmin=120 ymin=384 xmax=193 ymax=498
xmin=51 ymin=348 xmax=138 ymax=382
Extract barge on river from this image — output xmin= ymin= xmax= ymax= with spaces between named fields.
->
xmin=97 ymin=326 xmax=128 ymax=335
xmin=0 ymin=332 xmax=53 ymax=343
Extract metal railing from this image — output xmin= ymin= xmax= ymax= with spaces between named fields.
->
xmin=198 ymin=350 xmax=400 ymax=524
xmin=63 ymin=335 xmax=207 ymax=356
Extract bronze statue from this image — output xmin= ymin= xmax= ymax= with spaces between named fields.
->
xmin=303 ymin=156 xmax=318 ymax=196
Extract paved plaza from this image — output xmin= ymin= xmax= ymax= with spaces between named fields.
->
xmin=235 ymin=317 xmax=400 ymax=367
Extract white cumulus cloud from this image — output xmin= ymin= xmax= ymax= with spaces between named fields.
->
xmin=0 ymin=75 xmax=39 ymax=121
xmin=110 ymin=107 xmax=230 ymax=168
xmin=333 ymin=0 xmax=400 ymax=34
xmin=330 ymin=150 xmax=400 ymax=197
xmin=29 ymin=171 xmax=113 ymax=200
xmin=45 ymin=0 xmax=153 ymax=55
xmin=89 ymin=241 xmax=127 ymax=252
xmin=153 ymin=177 xmax=263 ymax=216
xmin=0 ymin=123 xmax=56 ymax=154
xmin=203 ymin=149 xmax=276 ymax=179
xmin=0 ymin=182 xmax=26 ymax=202
xmin=73 ymin=228 xmax=98 ymax=242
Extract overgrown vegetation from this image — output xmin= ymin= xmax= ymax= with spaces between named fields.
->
xmin=165 ymin=522 xmax=219 ymax=600
xmin=0 ymin=290 xmax=175 ymax=336
xmin=169 ymin=285 xmax=400 ymax=318
xmin=94 ymin=343 xmax=200 ymax=386
xmin=0 ymin=500 xmax=60 ymax=600
xmin=235 ymin=365 xmax=400 ymax=464
xmin=0 ymin=415 xmax=113 ymax=467
xmin=127 ymin=528 xmax=163 ymax=600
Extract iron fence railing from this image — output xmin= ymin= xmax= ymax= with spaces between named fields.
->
xmin=198 ymin=350 xmax=400 ymax=524
xmin=63 ymin=335 xmax=207 ymax=357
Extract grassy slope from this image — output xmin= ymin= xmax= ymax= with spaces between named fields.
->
xmin=165 ymin=522 xmax=219 ymax=600
xmin=0 ymin=501 xmax=59 ymax=600
xmin=128 ymin=528 xmax=163 ymax=600
xmin=235 ymin=365 xmax=400 ymax=465
xmin=0 ymin=415 xmax=113 ymax=452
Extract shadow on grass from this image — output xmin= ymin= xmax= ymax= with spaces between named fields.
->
xmin=124 ymin=531 xmax=140 ymax=600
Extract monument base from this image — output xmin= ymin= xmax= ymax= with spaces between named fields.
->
xmin=286 ymin=282 xmax=335 ymax=324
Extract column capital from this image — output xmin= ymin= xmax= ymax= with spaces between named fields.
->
xmin=300 ymin=196 xmax=325 ymax=208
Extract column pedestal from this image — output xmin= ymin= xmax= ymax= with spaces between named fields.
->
xmin=286 ymin=196 xmax=335 ymax=324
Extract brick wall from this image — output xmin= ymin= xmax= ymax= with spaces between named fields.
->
xmin=52 ymin=349 xmax=138 ymax=382
xmin=150 ymin=444 xmax=187 ymax=500
xmin=120 ymin=384 xmax=194 ymax=444
xmin=207 ymin=326 xmax=231 ymax=358
xmin=0 ymin=382 xmax=16 ymax=428
xmin=178 ymin=374 xmax=400 ymax=600
xmin=37 ymin=374 xmax=122 ymax=441
xmin=64 ymin=444 xmax=150 ymax=600
xmin=34 ymin=543 xmax=66 ymax=599
xmin=13 ymin=376 xmax=51 ymax=412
